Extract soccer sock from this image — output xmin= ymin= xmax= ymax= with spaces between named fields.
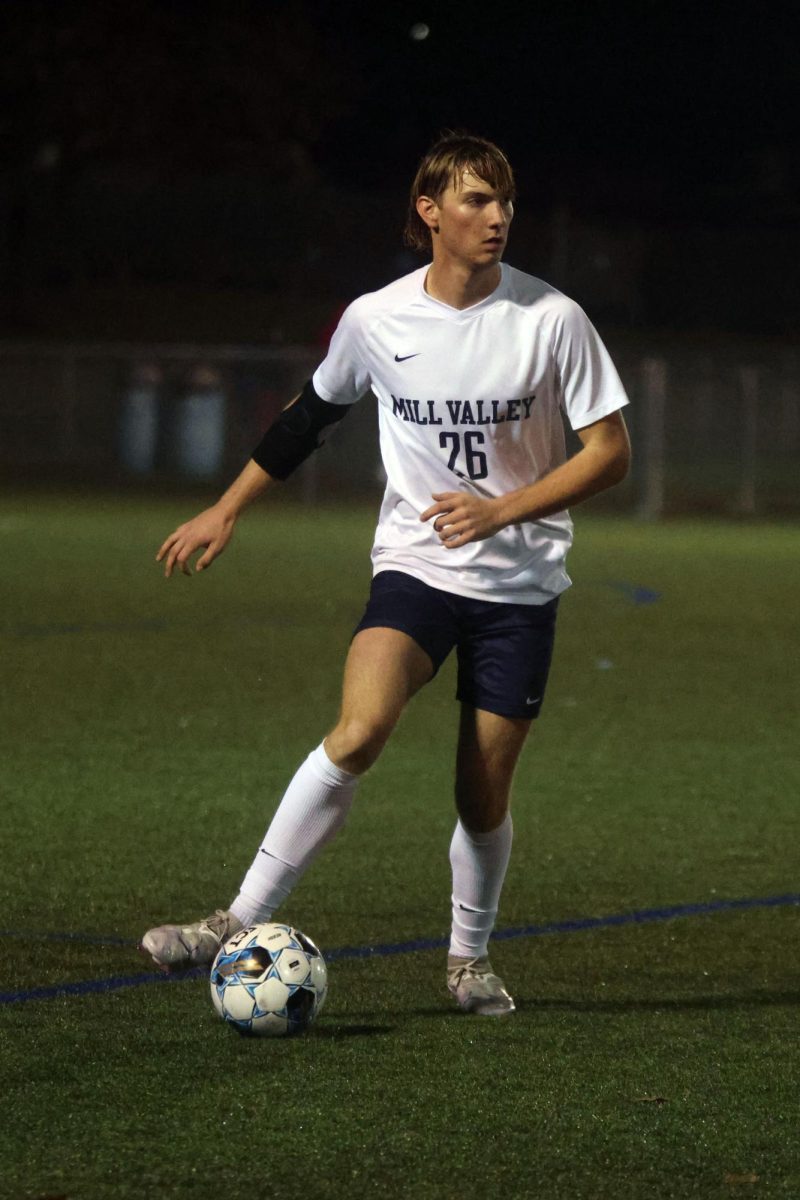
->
xmin=230 ymin=742 xmax=358 ymax=928
xmin=448 ymin=813 xmax=513 ymax=960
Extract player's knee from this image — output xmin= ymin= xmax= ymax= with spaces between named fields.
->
xmin=456 ymin=801 xmax=510 ymax=835
xmin=455 ymin=776 xmax=510 ymax=833
xmin=327 ymin=715 xmax=395 ymax=774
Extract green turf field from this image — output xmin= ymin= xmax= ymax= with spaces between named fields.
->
xmin=1 ymin=494 xmax=799 ymax=1199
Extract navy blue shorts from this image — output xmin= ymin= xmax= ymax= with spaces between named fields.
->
xmin=352 ymin=570 xmax=559 ymax=720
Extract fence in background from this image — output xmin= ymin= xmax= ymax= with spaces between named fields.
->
xmin=0 ymin=338 xmax=797 ymax=516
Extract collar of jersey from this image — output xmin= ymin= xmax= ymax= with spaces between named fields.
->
xmin=417 ymin=262 xmax=509 ymax=320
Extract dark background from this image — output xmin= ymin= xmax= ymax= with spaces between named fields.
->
xmin=1 ymin=0 xmax=797 ymax=342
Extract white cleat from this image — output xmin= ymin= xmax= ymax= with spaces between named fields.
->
xmin=140 ymin=909 xmax=243 ymax=971
xmin=447 ymin=954 xmax=516 ymax=1016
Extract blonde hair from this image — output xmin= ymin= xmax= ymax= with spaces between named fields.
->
xmin=403 ymin=131 xmax=516 ymax=254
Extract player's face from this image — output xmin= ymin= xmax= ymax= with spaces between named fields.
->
xmin=423 ymin=169 xmax=514 ymax=268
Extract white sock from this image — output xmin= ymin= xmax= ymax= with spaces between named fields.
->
xmin=230 ymin=742 xmax=358 ymax=928
xmin=448 ymin=813 xmax=513 ymax=959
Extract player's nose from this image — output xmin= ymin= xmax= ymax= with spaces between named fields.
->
xmin=486 ymin=201 xmax=508 ymax=229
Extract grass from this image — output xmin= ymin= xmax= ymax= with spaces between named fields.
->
xmin=1 ymin=493 xmax=799 ymax=1199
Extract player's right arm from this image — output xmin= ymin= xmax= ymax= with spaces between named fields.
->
xmin=156 ymin=457 xmax=277 ymax=577
xmin=156 ymin=377 xmax=354 ymax=577
xmin=157 ymin=294 xmax=368 ymax=580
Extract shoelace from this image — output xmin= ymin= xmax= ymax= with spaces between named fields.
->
xmin=447 ymin=956 xmax=493 ymax=987
xmin=202 ymin=909 xmax=238 ymax=942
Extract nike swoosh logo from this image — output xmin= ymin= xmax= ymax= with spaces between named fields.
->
xmin=526 ymin=696 xmax=541 ymax=706
xmin=394 ymin=353 xmax=420 ymax=362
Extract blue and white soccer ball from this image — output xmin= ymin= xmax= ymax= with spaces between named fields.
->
xmin=209 ymin=922 xmax=328 ymax=1037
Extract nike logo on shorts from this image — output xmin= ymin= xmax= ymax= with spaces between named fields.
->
xmin=526 ymin=696 xmax=541 ymax=706
xmin=394 ymin=352 xmax=420 ymax=362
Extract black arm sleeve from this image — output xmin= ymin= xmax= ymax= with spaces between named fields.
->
xmin=251 ymin=379 xmax=351 ymax=480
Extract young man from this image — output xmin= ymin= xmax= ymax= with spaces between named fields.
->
xmin=142 ymin=132 xmax=631 ymax=1016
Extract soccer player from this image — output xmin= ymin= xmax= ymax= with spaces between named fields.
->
xmin=142 ymin=132 xmax=631 ymax=1016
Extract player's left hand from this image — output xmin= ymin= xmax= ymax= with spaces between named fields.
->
xmin=420 ymin=492 xmax=504 ymax=548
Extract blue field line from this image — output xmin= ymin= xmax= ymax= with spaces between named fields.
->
xmin=1 ymin=892 xmax=798 ymax=1007
xmin=606 ymin=580 xmax=662 ymax=605
xmin=3 ymin=614 xmax=306 ymax=639
xmin=0 ymin=928 xmax=136 ymax=946
xmin=490 ymin=892 xmax=800 ymax=941
xmin=5 ymin=580 xmax=657 ymax=639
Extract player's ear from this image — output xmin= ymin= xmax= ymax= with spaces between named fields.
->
xmin=416 ymin=194 xmax=440 ymax=234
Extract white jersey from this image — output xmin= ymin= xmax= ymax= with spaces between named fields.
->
xmin=312 ymin=263 xmax=628 ymax=605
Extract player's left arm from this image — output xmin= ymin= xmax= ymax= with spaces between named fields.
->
xmin=421 ymin=410 xmax=631 ymax=549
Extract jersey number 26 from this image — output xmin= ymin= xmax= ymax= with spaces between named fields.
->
xmin=438 ymin=431 xmax=488 ymax=481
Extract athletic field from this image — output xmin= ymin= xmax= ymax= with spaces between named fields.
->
xmin=2 ymin=493 xmax=798 ymax=1199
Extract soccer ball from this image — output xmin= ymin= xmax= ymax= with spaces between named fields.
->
xmin=209 ymin=922 xmax=328 ymax=1037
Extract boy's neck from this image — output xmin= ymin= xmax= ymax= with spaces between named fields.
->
xmin=424 ymin=260 xmax=502 ymax=311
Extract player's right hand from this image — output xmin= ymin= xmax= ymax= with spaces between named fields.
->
xmin=156 ymin=505 xmax=235 ymax=577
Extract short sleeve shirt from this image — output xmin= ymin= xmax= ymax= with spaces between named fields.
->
xmin=313 ymin=263 xmax=629 ymax=604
